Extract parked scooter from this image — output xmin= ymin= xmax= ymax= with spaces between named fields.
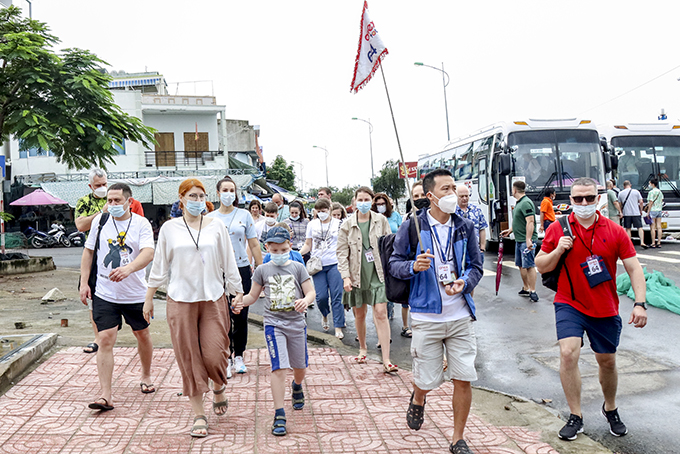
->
xmin=24 ymin=224 xmax=71 ymax=248
xmin=68 ymin=230 xmax=85 ymax=247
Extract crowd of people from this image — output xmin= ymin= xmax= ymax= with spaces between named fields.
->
xmin=74 ymin=167 xmax=650 ymax=453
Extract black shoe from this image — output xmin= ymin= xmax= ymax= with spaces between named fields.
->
xmin=449 ymin=439 xmax=473 ymax=454
xmin=558 ymin=413 xmax=584 ymax=441
xmin=518 ymin=289 xmax=530 ymax=296
xmin=529 ymin=292 xmax=539 ymax=302
xmin=602 ymin=404 xmax=628 ymax=437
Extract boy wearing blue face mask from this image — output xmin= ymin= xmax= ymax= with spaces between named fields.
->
xmin=262 ymin=223 xmax=305 ymax=265
xmin=233 ymin=226 xmax=315 ymax=437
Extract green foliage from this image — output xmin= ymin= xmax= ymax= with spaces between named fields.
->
xmin=0 ymin=211 xmax=15 ymax=222
xmin=372 ymin=159 xmax=406 ymax=201
xmin=0 ymin=6 xmax=156 ymax=170
xmin=333 ymin=185 xmax=359 ymax=207
xmin=267 ymin=155 xmax=296 ymax=191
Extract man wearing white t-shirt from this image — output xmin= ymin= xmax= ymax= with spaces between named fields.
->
xmin=79 ymin=183 xmax=155 ymax=412
xmin=389 ymin=169 xmax=483 ymax=454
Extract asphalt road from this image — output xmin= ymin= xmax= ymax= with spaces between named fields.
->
xmin=19 ymin=239 xmax=680 ymax=454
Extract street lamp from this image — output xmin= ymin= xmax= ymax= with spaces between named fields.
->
xmin=291 ymin=160 xmax=304 ymax=192
xmin=414 ymin=61 xmax=450 ymax=141
xmin=352 ymin=117 xmax=374 ymax=182
xmin=312 ymin=145 xmax=329 ymax=187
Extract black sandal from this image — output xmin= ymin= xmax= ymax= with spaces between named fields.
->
xmin=449 ymin=439 xmax=473 ymax=454
xmin=88 ymin=397 xmax=114 ymax=411
xmin=291 ymin=381 xmax=304 ymax=410
xmin=406 ymin=391 xmax=425 ymax=430
xmin=83 ymin=343 xmax=98 ymax=354
xmin=271 ymin=415 xmax=287 ymax=436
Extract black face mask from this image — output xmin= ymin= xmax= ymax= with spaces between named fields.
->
xmin=406 ymin=198 xmax=430 ymax=212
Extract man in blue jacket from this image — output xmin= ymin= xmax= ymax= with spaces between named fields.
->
xmin=390 ymin=168 xmax=483 ymax=454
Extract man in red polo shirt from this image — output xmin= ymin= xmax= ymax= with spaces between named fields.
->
xmin=536 ymin=177 xmax=647 ymax=442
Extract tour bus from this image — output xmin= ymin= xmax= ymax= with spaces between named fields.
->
xmin=600 ymin=122 xmax=680 ymax=232
xmin=418 ymin=118 xmax=610 ymax=245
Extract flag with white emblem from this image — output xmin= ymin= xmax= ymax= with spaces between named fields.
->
xmin=350 ymin=1 xmax=388 ymax=94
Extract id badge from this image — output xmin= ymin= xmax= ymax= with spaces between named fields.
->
xmin=365 ymin=249 xmax=375 ymax=263
xmin=580 ymin=255 xmax=612 ymax=288
xmin=120 ymin=250 xmax=131 ymax=265
xmin=437 ymin=264 xmax=453 ymax=284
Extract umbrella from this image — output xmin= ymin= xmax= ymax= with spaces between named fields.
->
xmin=10 ymin=189 xmax=68 ymax=206
xmin=495 ymin=240 xmax=504 ymax=295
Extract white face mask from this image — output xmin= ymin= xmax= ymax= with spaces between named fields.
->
xmin=377 ymin=205 xmax=387 ymax=214
xmin=317 ymin=211 xmax=330 ymax=221
xmin=431 ymin=193 xmax=458 ymax=214
xmin=265 ymin=217 xmax=277 ymax=226
xmin=572 ymin=203 xmax=597 ymax=218
xmin=93 ymin=186 xmax=107 ymax=198
xmin=220 ymin=192 xmax=236 ymax=206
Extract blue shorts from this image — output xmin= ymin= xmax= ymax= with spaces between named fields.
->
xmin=554 ymin=303 xmax=622 ymax=354
xmin=650 ymin=211 xmax=662 ymax=219
xmin=514 ymin=242 xmax=535 ymax=268
xmin=265 ymin=324 xmax=308 ymax=371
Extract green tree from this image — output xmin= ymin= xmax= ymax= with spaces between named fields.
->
xmin=267 ymin=155 xmax=296 ymax=191
xmin=333 ymin=185 xmax=359 ymax=207
xmin=0 ymin=6 xmax=155 ymax=170
xmin=373 ymin=159 xmax=406 ymax=201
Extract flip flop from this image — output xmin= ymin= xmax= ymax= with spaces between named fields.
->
xmin=88 ymin=397 xmax=114 ymax=411
xmin=140 ymin=382 xmax=156 ymax=394
xmin=83 ymin=343 xmax=98 ymax=354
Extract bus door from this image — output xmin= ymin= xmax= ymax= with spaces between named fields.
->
xmin=491 ymin=152 xmax=510 ymax=241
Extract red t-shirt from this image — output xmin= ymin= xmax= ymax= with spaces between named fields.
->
xmin=541 ymin=212 xmax=636 ymax=318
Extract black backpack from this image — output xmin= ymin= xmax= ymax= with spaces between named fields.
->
xmin=378 ymin=216 xmax=419 ymax=304
xmin=540 ymin=216 xmax=575 ymax=299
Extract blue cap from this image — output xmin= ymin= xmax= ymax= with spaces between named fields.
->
xmin=265 ymin=226 xmax=290 ymax=243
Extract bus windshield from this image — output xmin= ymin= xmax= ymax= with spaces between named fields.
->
xmin=612 ymin=135 xmax=680 ymax=193
xmin=508 ymin=129 xmax=602 ymax=191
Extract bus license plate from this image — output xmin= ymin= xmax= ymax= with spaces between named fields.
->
xmin=662 ymin=222 xmax=668 ymax=229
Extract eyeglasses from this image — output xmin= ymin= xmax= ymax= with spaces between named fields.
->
xmin=571 ymin=195 xmax=597 ymax=203
xmin=186 ymin=193 xmax=207 ymax=201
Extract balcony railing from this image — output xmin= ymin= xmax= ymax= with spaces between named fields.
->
xmin=145 ymin=150 xmax=225 ymax=170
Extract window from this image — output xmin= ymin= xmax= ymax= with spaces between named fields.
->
xmin=18 ymin=139 xmax=52 ymax=158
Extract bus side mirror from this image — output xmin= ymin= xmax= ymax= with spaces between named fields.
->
xmin=603 ymin=151 xmax=612 ymax=173
xmin=498 ymin=153 xmax=511 ymax=176
xmin=610 ymin=153 xmax=618 ymax=170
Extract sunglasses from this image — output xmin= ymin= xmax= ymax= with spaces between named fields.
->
xmin=571 ymin=195 xmax=597 ymax=203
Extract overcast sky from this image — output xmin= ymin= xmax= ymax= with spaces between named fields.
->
xmin=21 ymin=0 xmax=680 ymax=190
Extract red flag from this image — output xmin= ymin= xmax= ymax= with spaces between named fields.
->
xmin=350 ymin=1 xmax=388 ymax=94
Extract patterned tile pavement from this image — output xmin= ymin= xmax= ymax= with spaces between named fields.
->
xmin=0 ymin=347 xmax=562 ymax=453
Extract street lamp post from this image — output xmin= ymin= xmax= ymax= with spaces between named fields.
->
xmin=414 ymin=61 xmax=450 ymax=141
xmin=312 ymin=145 xmax=329 ymax=187
xmin=291 ymin=161 xmax=304 ymax=192
xmin=352 ymin=117 xmax=374 ymax=182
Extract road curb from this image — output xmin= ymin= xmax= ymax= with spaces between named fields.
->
xmin=0 ymin=333 xmax=58 ymax=393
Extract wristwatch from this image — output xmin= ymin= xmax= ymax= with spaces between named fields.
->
xmin=634 ymin=302 xmax=647 ymax=310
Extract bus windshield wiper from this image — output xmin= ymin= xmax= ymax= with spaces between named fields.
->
xmin=535 ymin=171 xmax=557 ymax=201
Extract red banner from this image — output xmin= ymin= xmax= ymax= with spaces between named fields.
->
xmin=399 ymin=161 xmax=418 ymax=179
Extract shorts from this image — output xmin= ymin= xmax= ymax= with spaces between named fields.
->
xmin=92 ymin=294 xmax=149 ymax=332
xmin=265 ymin=324 xmax=308 ymax=371
xmin=623 ymin=215 xmax=643 ymax=229
xmin=650 ymin=211 xmax=663 ymax=219
xmin=554 ymin=303 xmax=621 ymax=354
xmin=543 ymin=219 xmax=553 ymax=231
xmin=410 ymin=317 xmax=477 ymax=390
xmin=514 ymin=242 xmax=535 ymax=268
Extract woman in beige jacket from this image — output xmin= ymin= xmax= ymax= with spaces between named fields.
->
xmin=337 ymin=186 xmax=397 ymax=373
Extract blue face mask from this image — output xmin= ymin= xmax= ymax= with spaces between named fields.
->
xmin=108 ymin=204 xmax=126 ymax=218
xmin=356 ymin=201 xmax=372 ymax=214
xmin=220 ymin=192 xmax=236 ymax=206
xmin=271 ymin=252 xmax=289 ymax=266
xmin=289 ymin=215 xmax=300 ymax=221
xmin=185 ymin=200 xmax=206 ymax=216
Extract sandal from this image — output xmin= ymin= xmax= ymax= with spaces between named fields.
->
xmin=190 ymin=415 xmax=209 ymax=438
xmin=322 ymin=317 xmax=329 ymax=331
xmin=401 ymin=327 xmax=412 ymax=338
xmin=449 ymin=439 xmax=473 ymax=454
xmin=383 ymin=363 xmax=399 ymax=374
xmin=354 ymin=348 xmax=368 ymax=364
xmin=271 ymin=414 xmax=287 ymax=436
xmin=212 ymin=384 xmax=228 ymax=416
xmin=406 ymin=391 xmax=426 ymax=430
xmin=335 ymin=330 xmax=344 ymax=340
xmin=88 ymin=397 xmax=114 ymax=411
xmin=83 ymin=342 xmax=98 ymax=354
xmin=140 ymin=382 xmax=156 ymax=394
xmin=291 ymin=381 xmax=304 ymax=410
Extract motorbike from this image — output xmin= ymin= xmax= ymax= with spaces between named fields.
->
xmin=24 ymin=224 xmax=71 ymax=248
xmin=68 ymin=230 xmax=85 ymax=247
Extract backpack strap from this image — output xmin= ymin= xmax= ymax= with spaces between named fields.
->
xmin=407 ymin=215 xmax=420 ymax=260
xmin=556 ymin=216 xmax=575 ymax=300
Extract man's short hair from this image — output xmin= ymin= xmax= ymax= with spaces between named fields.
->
xmin=108 ymin=182 xmax=132 ymax=199
xmin=264 ymin=202 xmax=278 ymax=214
xmin=272 ymin=193 xmax=284 ymax=203
xmin=314 ymin=198 xmax=331 ymax=211
xmin=88 ymin=168 xmax=107 ymax=185
xmin=545 ymin=187 xmax=555 ymax=197
xmin=512 ymin=180 xmax=526 ymax=192
xmin=650 ymin=178 xmax=659 ymax=187
xmin=422 ymin=169 xmax=453 ymax=194
xmin=318 ymin=187 xmax=332 ymax=197
xmin=623 ymin=180 xmax=631 ymax=187
xmin=570 ymin=177 xmax=598 ymax=194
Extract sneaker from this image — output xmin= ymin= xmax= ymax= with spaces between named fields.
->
xmin=558 ymin=413 xmax=584 ymax=440
xmin=518 ymin=289 xmax=530 ymax=296
xmin=226 ymin=358 xmax=233 ymax=379
xmin=234 ymin=356 xmax=247 ymax=374
xmin=602 ymin=404 xmax=628 ymax=437
xmin=529 ymin=292 xmax=539 ymax=302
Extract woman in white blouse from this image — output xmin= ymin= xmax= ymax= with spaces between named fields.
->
xmin=144 ymin=179 xmax=243 ymax=438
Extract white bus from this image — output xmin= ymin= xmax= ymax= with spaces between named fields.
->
xmin=600 ymin=122 xmax=680 ymax=232
xmin=418 ymin=118 xmax=609 ymax=244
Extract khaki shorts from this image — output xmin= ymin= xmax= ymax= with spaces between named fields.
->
xmin=410 ymin=317 xmax=477 ymax=390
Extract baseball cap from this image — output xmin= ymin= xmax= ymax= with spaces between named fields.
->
xmin=265 ymin=226 xmax=290 ymax=244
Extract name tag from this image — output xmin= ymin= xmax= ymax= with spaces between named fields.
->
xmin=437 ymin=264 xmax=453 ymax=284
xmin=365 ymin=249 xmax=375 ymax=263
xmin=120 ymin=250 xmax=131 ymax=265
xmin=586 ymin=255 xmax=601 ymax=274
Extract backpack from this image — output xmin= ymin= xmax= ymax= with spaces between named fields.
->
xmin=378 ymin=216 xmax=419 ymax=304
xmin=540 ymin=216 xmax=575 ymax=299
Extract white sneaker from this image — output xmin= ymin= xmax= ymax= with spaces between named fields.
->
xmin=234 ymin=356 xmax=247 ymax=374
xmin=226 ymin=358 xmax=233 ymax=379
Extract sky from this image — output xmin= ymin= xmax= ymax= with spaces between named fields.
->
xmin=18 ymin=0 xmax=680 ymax=191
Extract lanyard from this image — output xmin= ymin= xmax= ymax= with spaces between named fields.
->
xmin=575 ymin=215 xmax=598 ymax=255
xmin=183 ymin=215 xmax=203 ymax=250
xmin=112 ymin=215 xmax=133 ymax=247
xmin=431 ymin=218 xmax=453 ymax=264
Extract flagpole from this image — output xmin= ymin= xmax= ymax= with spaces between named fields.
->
xmin=378 ymin=62 xmax=424 ymax=254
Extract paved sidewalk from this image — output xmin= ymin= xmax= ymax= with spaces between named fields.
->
xmin=0 ymin=347 xmax=603 ymax=453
